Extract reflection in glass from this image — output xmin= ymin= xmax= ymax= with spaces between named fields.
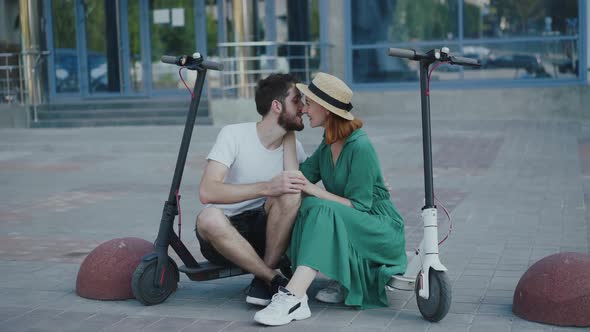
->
xmin=353 ymin=46 xmax=463 ymax=83
xmin=463 ymin=0 xmax=579 ymax=38
xmin=150 ymin=0 xmax=196 ymax=90
xmin=462 ymin=40 xmax=579 ymax=80
xmin=352 ymin=0 xmax=458 ymax=44
xmin=84 ymin=0 xmax=122 ymax=93
xmin=52 ymin=0 xmax=79 ymax=93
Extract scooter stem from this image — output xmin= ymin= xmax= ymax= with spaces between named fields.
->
xmin=419 ymin=60 xmax=435 ymax=209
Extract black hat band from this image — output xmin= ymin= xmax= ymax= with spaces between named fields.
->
xmin=308 ymin=82 xmax=353 ymax=112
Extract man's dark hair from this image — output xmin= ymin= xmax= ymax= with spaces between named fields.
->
xmin=255 ymin=73 xmax=298 ymax=117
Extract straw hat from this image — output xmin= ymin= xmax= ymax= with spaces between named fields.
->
xmin=296 ymin=72 xmax=354 ymax=120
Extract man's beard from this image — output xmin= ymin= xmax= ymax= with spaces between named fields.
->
xmin=278 ymin=108 xmax=304 ymax=131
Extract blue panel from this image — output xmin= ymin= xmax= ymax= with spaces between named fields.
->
xmin=119 ymin=0 xmax=131 ymax=94
xmin=139 ymin=0 xmax=152 ymax=95
xmin=579 ymin=0 xmax=588 ymax=83
xmin=195 ymin=0 xmax=207 ymax=55
xmin=75 ymin=0 xmax=88 ymax=96
xmin=344 ymin=0 xmax=352 ymax=84
xmin=44 ymin=0 xmax=56 ymax=101
xmin=319 ymin=0 xmax=329 ymax=72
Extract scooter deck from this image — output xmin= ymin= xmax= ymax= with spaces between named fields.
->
xmin=179 ymin=262 xmax=249 ymax=281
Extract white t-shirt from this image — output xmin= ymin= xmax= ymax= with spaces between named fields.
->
xmin=206 ymin=122 xmax=307 ymax=216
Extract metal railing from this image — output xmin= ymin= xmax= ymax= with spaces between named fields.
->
xmin=214 ymin=41 xmax=331 ymax=98
xmin=0 ymin=53 xmax=24 ymax=104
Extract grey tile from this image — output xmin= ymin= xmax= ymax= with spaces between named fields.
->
xmin=102 ymin=315 xmax=164 ymax=331
xmin=181 ymin=319 xmax=232 ymax=332
xmin=311 ymin=307 xmax=361 ymax=327
xmin=142 ymin=317 xmax=197 ymax=331
xmin=350 ymin=308 xmax=396 ymax=328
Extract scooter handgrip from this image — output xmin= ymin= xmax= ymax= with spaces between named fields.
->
xmin=201 ymin=60 xmax=224 ymax=71
xmin=161 ymin=55 xmax=180 ymax=65
xmin=450 ymin=56 xmax=480 ymax=67
xmin=388 ymin=48 xmax=416 ymax=59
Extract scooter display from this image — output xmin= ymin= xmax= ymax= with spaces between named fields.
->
xmin=385 ymin=47 xmax=480 ymax=322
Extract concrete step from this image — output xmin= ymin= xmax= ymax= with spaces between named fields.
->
xmin=37 ymin=98 xmax=193 ymax=112
xmin=31 ymin=98 xmax=210 ymax=128
xmin=30 ymin=116 xmax=212 ymax=128
xmin=36 ymin=108 xmax=194 ymax=120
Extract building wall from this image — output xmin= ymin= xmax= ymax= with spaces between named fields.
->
xmin=354 ymin=86 xmax=590 ymax=121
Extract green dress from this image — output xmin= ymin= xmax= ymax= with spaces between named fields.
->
xmin=288 ymin=128 xmax=407 ymax=309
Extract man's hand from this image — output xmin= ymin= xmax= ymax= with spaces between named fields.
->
xmin=267 ymin=171 xmax=307 ymax=196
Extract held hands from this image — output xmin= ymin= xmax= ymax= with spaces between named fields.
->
xmin=267 ymin=171 xmax=307 ymax=196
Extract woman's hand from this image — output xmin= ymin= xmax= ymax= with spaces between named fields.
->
xmin=301 ymin=175 xmax=316 ymax=196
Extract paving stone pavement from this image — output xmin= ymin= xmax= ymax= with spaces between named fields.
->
xmin=0 ymin=100 xmax=589 ymax=331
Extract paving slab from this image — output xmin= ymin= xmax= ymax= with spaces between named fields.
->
xmin=1 ymin=100 xmax=589 ymax=331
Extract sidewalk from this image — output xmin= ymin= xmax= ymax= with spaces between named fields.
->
xmin=0 ymin=102 xmax=588 ymax=331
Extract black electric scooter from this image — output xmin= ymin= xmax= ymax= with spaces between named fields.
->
xmin=132 ymin=53 xmax=293 ymax=305
xmin=385 ymin=47 xmax=480 ymax=321
xmin=131 ymin=53 xmax=253 ymax=305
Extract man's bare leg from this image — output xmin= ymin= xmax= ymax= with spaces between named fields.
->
xmin=263 ymin=193 xmax=301 ymax=269
xmin=196 ymin=207 xmax=277 ymax=283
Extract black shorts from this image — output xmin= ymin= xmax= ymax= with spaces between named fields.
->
xmin=195 ymin=205 xmax=267 ymax=266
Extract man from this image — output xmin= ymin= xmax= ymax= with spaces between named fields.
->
xmin=195 ymin=73 xmax=307 ymax=306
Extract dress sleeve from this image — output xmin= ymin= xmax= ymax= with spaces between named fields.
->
xmin=344 ymin=141 xmax=378 ymax=212
xmin=299 ymin=143 xmax=323 ymax=184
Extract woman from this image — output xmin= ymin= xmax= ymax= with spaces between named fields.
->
xmin=254 ymin=73 xmax=407 ymax=326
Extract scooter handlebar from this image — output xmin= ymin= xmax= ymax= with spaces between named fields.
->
xmin=388 ymin=47 xmax=419 ymax=60
xmin=388 ymin=47 xmax=481 ymax=67
xmin=201 ymin=60 xmax=224 ymax=71
xmin=160 ymin=54 xmax=224 ymax=71
xmin=450 ymin=55 xmax=480 ymax=67
xmin=161 ymin=55 xmax=180 ymax=65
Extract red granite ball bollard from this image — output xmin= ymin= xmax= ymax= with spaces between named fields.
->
xmin=513 ymin=252 xmax=590 ymax=327
xmin=76 ymin=237 xmax=153 ymax=300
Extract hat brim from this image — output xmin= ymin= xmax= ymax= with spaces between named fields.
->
xmin=296 ymin=83 xmax=354 ymax=121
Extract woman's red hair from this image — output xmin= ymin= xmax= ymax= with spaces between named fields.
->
xmin=324 ymin=113 xmax=363 ymax=144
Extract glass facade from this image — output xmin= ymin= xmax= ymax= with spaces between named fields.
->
xmin=43 ymin=0 xmax=587 ymax=101
xmin=46 ymin=0 xmax=207 ymax=100
xmin=348 ymin=0 xmax=585 ymax=86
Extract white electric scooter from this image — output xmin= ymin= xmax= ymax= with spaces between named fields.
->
xmin=385 ymin=47 xmax=480 ymax=322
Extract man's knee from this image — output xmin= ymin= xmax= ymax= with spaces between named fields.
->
xmin=267 ymin=192 xmax=301 ymax=214
xmin=196 ymin=207 xmax=230 ymax=241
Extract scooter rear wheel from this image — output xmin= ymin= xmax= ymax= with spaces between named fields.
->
xmin=132 ymin=257 xmax=179 ymax=305
xmin=415 ymin=268 xmax=451 ymax=322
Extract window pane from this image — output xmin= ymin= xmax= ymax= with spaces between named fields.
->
xmin=464 ymin=0 xmax=579 ymax=38
xmin=85 ymin=0 xmax=116 ymax=93
xmin=461 ymin=40 xmax=579 ymax=80
xmin=52 ymin=0 xmax=79 ymax=93
xmin=150 ymin=1 xmax=196 ymax=90
xmin=352 ymin=0 xmax=459 ymax=44
xmin=352 ymin=45 xmax=462 ymax=83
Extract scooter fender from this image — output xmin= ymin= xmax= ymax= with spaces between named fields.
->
xmin=418 ymin=255 xmax=447 ymax=299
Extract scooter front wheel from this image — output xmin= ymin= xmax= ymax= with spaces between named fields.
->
xmin=415 ymin=268 xmax=451 ymax=322
xmin=132 ymin=257 xmax=179 ymax=305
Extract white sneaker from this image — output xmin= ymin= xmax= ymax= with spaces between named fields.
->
xmin=254 ymin=287 xmax=312 ymax=326
xmin=315 ymin=280 xmax=345 ymax=304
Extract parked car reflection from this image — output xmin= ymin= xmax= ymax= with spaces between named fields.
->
xmin=54 ymin=48 xmax=108 ymax=93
